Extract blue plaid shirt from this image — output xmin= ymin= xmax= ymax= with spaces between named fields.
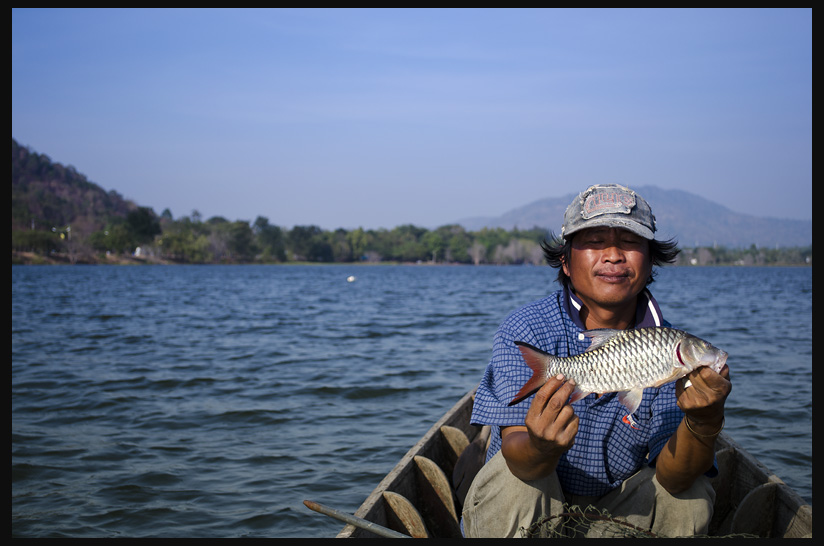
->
xmin=471 ymin=285 xmax=697 ymax=497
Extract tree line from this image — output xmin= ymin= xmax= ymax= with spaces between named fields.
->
xmin=13 ymin=208 xmax=811 ymax=266
xmin=12 ymin=207 xmax=558 ymax=265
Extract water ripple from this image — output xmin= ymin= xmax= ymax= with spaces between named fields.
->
xmin=12 ymin=264 xmax=812 ymax=537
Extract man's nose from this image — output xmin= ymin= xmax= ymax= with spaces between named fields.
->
xmin=601 ymin=242 xmax=625 ymax=262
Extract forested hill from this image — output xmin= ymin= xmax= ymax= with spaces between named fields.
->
xmin=12 ymin=138 xmax=140 ymax=232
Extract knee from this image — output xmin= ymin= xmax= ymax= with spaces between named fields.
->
xmin=652 ymin=474 xmax=715 ymax=536
xmin=461 ymin=451 xmax=564 ymax=538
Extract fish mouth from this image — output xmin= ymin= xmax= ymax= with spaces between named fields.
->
xmin=676 ymin=342 xmax=729 ymax=373
xmin=712 ymin=350 xmax=729 ymax=372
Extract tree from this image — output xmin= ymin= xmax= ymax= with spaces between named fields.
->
xmin=158 ymin=223 xmax=211 ymax=262
xmin=422 ymin=231 xmax=445 ymax=262
xmin=225 ymin=221 xmax=257 ymax=261
xmin=253 ymin=216 xmax=286 ymax=262
xmin=126 ymin=207 xmax=161 ymax=245
xmin=468 ymin=241 xmax=487 ymax=265
xmin=204 ymin=218 xmax=257 ymax=262
xmin=436 ymin=224 xmax=471 ymax=263
xmin=92 ymin=223 xmax=133 ymax=254
xmin=288 ymin=225 xmax=332 ymax=262
xmin=473 ymin=227 xmax=511 ymax=262
xmin=347 ymin=227 xmax=370 ymax=261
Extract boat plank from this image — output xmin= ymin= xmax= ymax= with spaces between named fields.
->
xmin=383 ymin=491 xmax=428 ymax=538
xmin=413 ymin=455 xmax=461 ymax=538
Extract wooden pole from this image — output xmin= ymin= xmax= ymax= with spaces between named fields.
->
xmin=303 ymin=499 xmax=411 ymax=538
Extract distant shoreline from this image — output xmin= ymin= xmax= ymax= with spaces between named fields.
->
xmin=12 ymin=251 xmax=811 ymax=268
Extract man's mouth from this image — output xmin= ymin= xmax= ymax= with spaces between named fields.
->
xmin=595 ymin=270 xmax=630 ymax=282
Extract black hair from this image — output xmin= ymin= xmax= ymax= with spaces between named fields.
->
xmin=540 ymin=230 xmax=680 ymax=287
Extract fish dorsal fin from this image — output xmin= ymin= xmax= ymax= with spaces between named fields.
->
xmin=583 ymin=329 xmax=624 ymax=352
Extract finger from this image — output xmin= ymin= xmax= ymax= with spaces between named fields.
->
xmin=691 ymin=366 xmax=731 ymax=393
xmin=682 ymin=370 xmax=713 ymax=401
xmin=677 ymin=370 xmax=707 ymax=405
xmin=554 ymin=404 xmax=579 ymax=430
xmin=718 ymin=363 xmax=730 ymax=380
xmin=531 ymin=380 xmax=579 ymax=435
xmin=539 ymin=405 xmax=579 ymax=446
xmin=551 ymin=378 xmax=579 ymax=410
xmin=527 ymin=374 xmax=566 ymax=417
xmin=678 ymin=367 xmax=731 ymax=414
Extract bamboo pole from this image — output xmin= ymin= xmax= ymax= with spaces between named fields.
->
xmin=303 ymin=499 xmax=411 ymax=538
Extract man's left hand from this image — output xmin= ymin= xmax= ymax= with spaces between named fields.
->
xmin=675 ymin=364 xmax=731 ymax=426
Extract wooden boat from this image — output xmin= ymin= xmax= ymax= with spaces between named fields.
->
xmin=329 ymin=389 xmax=812 ymax=538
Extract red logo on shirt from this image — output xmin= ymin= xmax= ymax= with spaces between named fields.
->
xmin=622 ymin=414 xmax=640 ymax=430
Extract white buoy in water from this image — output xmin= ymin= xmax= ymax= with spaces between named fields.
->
xmin=346 ymin=275 xmax=356 ymax=283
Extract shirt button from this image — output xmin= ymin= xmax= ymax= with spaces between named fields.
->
xmin=578 ymin=333 xmax=585 ymax=341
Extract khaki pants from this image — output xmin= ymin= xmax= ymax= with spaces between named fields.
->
xmin=462 ymin=450 xmax=715 ymax=538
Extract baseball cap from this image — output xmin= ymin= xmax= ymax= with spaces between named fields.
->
xmin=561 ymin=184 xmax=657 ymax=240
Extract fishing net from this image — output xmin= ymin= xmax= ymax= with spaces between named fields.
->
xmin=519 ymin=503 xmax=759 ymax=538
xmin=519 ymin=504 xmax=656 ymax=538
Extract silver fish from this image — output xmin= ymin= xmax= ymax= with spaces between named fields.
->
xmin=509 ymin=327 xmax=728 ymax=414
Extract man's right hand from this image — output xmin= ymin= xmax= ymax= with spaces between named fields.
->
xmin=500 ymin=375 xmax=579 ymax=481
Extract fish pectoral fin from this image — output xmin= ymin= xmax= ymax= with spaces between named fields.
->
xmin=617 ymin=388 xmax=645 ymax=415
xmin=568 ymin=387 xmax=590 ymax=405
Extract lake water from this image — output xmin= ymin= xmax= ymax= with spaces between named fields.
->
xmin=12 ymin=264 xmax=812 ymax=537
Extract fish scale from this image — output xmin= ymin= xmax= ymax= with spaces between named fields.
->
xmin=554 ymin=329 xmax=673 ymax=392
xmin=509 ymin=327 xmax=728 ymax=415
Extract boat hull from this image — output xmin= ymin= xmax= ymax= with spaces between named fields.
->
xmin=336 ymin=389 xmax=811 ymax=538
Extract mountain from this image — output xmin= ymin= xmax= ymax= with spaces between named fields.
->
xmin=458 ymin=186 xmax=812 ymax=248
xmin=12 ymin=138 xmax=139 ymax=234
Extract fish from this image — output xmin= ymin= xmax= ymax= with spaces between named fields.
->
xmin=508 ymin=327 xmax=728 ymax=415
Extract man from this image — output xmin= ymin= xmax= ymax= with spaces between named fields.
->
xmin=462 ymin=184 xmax=731 ymax=538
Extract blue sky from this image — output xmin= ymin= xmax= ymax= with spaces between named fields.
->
xmin=12 ymin=8 xmax=812 ymax=230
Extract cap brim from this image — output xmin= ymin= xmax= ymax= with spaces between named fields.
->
xmin=564 ymin=218 xmax=655 ymax=240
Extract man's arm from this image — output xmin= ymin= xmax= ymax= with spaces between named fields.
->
xmin=500 ymin=375 xmax=579 ymax=482
xmin=655 ymin=365 xmax=731 ymax=494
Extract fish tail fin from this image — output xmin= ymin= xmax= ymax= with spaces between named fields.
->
xmin=508 ymin=341 xmax=555 ymax=406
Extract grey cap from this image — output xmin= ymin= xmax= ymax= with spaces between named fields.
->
xmin=561 ymin=184 xmax=657 ymax=240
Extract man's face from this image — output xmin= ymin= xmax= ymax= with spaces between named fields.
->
xmin=562 ymin=227 xmax=652 ymax=313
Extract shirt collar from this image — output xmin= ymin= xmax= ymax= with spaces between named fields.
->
xmin=563 ymin=282 xmax=664 ymax=331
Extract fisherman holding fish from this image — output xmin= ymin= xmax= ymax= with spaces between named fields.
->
xmin=462 ymin=184 xmax=731 ymax=538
